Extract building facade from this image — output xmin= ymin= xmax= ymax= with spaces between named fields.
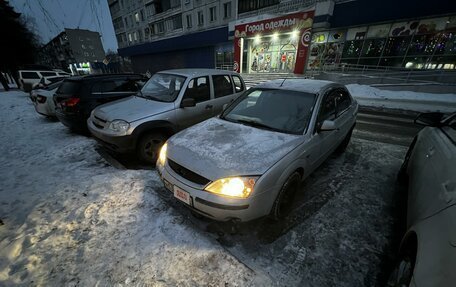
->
xmin=39 ymin=29 xmax=106 ymax=73
xmin=109 ymin=0 xmax=456 ymax=74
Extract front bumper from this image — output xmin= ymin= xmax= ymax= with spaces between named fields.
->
xmin=87 ymin=119 xmax=136 ymax=153
xmin=157 ymin=161 xmax=269 ymax=222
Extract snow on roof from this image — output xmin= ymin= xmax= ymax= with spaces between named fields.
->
xmin=254 ymin=78 xmax=342 ymax=94
xmin=160 ymin=69 xmax=240 ymax=77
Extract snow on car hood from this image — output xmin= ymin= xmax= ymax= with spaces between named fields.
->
xmin=167 ymin=117 xmax=304 ymax=180
xmin=94 ymin=96 xmax=175 ymax=123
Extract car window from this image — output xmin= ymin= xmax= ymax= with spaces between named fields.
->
xmin=318 ymin=91 xmax=337 ymax=122
xmin=183 ymin=76 xmax=210 ymax=103
xmin=41 ymin=72 xmax=58 ymax=77
xmin=140 ymin=73 xmax=186 ymax=102
xmin=222 ymin=88 xmax=316 ymax=135
xmin=213 ymin=75 xmax=233 ymax=98
xmin=46 ymin=81 xmax=62 ymax=90
xmin=336 ymin=90 xmax=351 ymax=115
xmin=92 ymin=79 xmax=138 ymax=94
xmin=57 ymin=81 xmax=81 ymax=94
xmin=232 ymin=75 xmax=244 ymax=93
xmin=21 ymin=72 xmax=40 ymax=79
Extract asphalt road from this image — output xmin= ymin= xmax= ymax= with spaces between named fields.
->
xmin=354 ymin=107 xmax=421 ymax=147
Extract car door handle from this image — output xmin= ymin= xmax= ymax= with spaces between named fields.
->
xmin=205 ymin=104 xmax=213 ymax=110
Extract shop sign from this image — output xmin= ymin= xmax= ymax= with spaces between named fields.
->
xmin=389 ymin=21 xmax=419 ymax=37
xmin=367 ymin=24 xmax=391 ymax=39
xmin=234 ymin=11 xmax=314 ymax=38
xmin=416 ymin=17 xmax=449 ymax=34
xmin=346 ymin=27 xmax=368 ymax=41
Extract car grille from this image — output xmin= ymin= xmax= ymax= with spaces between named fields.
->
xmin=92 ymin=115 xmax=107 ymax=129
xmin=168 ymin=159 xmax=210 ymax=186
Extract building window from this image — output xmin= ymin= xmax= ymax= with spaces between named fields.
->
xmin=135 ymin=12 xmax=140 ymax=23
xmin=223 ymin=2 xmax=231 ymax=19
xmin=140 ymin=9 xmax=145 ymax=21
xmin=238 ymin=0 xmax=279 ymax=14
xmin=186 ymin=14 xmax=192 ymax=28
xmin=171 ymin=14 xmax=182 ymax=30
xmin=124 ymin=17 xmax=129 ymax=28
xmin=128 ymin=33 xmax=132 ymax=42
xmin=198 ymin=11 xmax=204 ymax=26
xmin=157 ymin=21 xmax=165 ymax=33
xmin=146 ymin=3 xmax=155 ymax=16
xmin=134 ymin=31 xmax=138 ymax=41
xmin=209 ymin=7 xmax=216 ymax=22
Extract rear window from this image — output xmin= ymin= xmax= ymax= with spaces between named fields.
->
xmin=21 ymin=72 xmax=40 ymax=79
xmin=46 ymin=81 xmax=63 ymax=90
xmin=57 ymin=81 xmax=82 ymax=94
xmin=91 ymin=79 xmax=139 ymax=94
xmin=41 ymin=72 xmax=58 ymax=77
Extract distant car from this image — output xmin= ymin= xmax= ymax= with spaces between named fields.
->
xmin=388 ymin=112 xmax=456 ymax=287
xmin=18 ymin=70 xmax=66 ymax=92
xmin=156 ymin=79 xmax=358 ymax=222
xmin=53 ymin=73 xmax=146 ymax=132
xmin=30 ymin=80 xmax=63 ymax=117
xmin=87 ymin=69 xmax=246 ymax=163
xmin=32 ymin=76 xmax=67 ymax=90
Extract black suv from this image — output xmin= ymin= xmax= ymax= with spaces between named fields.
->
xmin=54 ymin=74 xmax=146 ymax=132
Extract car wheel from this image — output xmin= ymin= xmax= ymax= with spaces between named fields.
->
xmin=387 ymin=256 xmax=414 ymax=287
xmin=335 ymin=127 xmax=353 ymax=154
xmin=137 ymin=133 xmax=166 ymax=164
xmin=270 ymin=172 xmax=301 ymax=220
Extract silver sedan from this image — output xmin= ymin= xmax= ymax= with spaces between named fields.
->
xmin=157 ymin=79 xmax=358 ymax=222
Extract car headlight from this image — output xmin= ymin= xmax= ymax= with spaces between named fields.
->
xmin=205 ymin=176 xmax=259 ymax=198
xmin=157 ymin=142 xmax=167 ymax=166
xmin=108 ymin=120 xmax=130 ymax=133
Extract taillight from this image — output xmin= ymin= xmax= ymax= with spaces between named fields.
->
xmin=61 ymin=97 xmax=80 ymax=107
xmin=37 ymin=95 xmax=46 ymax=103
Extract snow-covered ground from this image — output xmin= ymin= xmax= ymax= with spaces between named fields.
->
xmin=347 ymin=84 xmax=456 ymax=113
xmin=0 ymin=91 xmax=406 ymax=286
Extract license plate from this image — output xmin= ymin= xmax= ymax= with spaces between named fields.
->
xmin=173 ymin=186 xmax=191 ymax=205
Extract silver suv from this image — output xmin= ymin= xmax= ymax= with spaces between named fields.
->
xmin=87 ymin=69 xmax=246 ymax=163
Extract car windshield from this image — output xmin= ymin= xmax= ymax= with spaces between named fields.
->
xmin=222 ymin=88 xmax=316 ymax=135
xmin=140 ymin=73 xmax=186 ymax=102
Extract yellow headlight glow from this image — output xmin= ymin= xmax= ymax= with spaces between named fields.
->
xmin=158 ymin=143 xmax=167 ymax=166
xmin=205 ymin=177 xmax=258 ymax=198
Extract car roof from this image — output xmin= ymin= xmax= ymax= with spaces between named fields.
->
xmin=254 ymin=78 xmax=344 ymax=94
xmin=157 ymin=69 xmax=240 ymax=78
xmin=64 ymin=73 xmax=145 ymax=82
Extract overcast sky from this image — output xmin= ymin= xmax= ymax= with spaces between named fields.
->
xmin=9 ymin=0 xmax=118 ymax=52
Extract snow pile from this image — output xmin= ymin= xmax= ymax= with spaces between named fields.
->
xmin=347 ymin=84 xmax=456 ymax=113
xmin=0 ymin=91 xmax=254 ymax=286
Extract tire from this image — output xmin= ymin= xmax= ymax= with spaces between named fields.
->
xmin=136 ymin=133 xmax=167 ymax=164
xmin=387 ymin=256 xmax=414 ymax=287
xmin=336 ymin=127 xmax=353 ymax=154
xmin=270 ymin=172 xmax=301 ymax=220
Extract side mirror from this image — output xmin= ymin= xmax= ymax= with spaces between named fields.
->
xmin=414 ymin=112 xmax=444 ymax=127
xmin=319 ymin=120 xmax=337 ymax=132
xmin=181 ymin=98 xmax=196 ymax=108
xmin=222 ymin=103 xmax=228 ymax=111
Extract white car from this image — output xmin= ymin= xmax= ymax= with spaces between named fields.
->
xmin=157 ymin=79 xmax=358 ymax=222
xmin=388 ymin=112 xmax=456 ymax=286
xmin=30 ymin=81 xmax=63 ymax=117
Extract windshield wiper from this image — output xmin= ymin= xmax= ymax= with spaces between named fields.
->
xmin=235 ymin=119 xmax=286 ymax=133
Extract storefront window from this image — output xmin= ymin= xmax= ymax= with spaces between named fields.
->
xmin=383 ymin=36 xmax=412 ymax=57
xmin=342 ymin=40 xmax=364 ymax=58
xmin=361 ymin=39 xmax=386 ymax=57
xmin=248 ymin=36 xmax=298 ymax=73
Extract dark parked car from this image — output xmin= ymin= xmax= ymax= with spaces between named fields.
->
xmin=54 ymin=74 xmax=146 ymax=132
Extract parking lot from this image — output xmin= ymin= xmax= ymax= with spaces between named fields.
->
xmin=0 ymin=91 xmax=407 ymax=286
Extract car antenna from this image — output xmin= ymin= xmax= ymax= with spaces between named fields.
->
xmin=280 ymin=72 xmax=291 ymax=87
